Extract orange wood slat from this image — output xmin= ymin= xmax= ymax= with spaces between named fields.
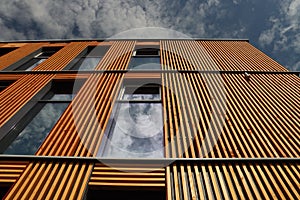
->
xmin=53 ymin=73 xmax=90 ymax=80
xmin=0 ymin=74 xmax=22 ymax=81
xmin=167 ymin=162 xmax=300 ymax=200
xmin=3 ymin=41 xmax=135 ymax=200
xmin=161 ymin=40 xmax=300 ymax=200
xmin=199 ymin=41 xmax=288 ymax=71
xmin=0 ymin=161 xmax=28 ymax=185
xmin=0 ymin=43 xmax=47 ymax=70
xmin=0 ymin=43 xmax=27 ymax=48
xmin=33 ymin=42 xmax=97 ymax=71
xmin=0 ymin=42 xmax=94 ymax=128
xmin=89 ymin=163 xmax=165 ymax=189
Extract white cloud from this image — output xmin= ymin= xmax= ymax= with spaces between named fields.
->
xmin=0 ymin=0 xmax=298 ymax=70
xmin=257 ymin=0 xmax=300 ymax=69
xmin=0 ymin=0 xmax=166 ymax=40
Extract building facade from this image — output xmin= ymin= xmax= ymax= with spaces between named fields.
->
xmin=0 ymin=39 xmax=299 ymax=199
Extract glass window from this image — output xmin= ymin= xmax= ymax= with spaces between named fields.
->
xmin=0 ymin=80 xmax=82 ymax=155
xmin=0 ymin=81 xmax=14 ymax=93
xmin=128 ymin=47 xmax=160 ymax=70
xmin=99 ymin=83 xmax=164 ymax=158
xmin=14 ymin=47 xmax=62 ymax=71
xmin=3 ymin=103 xmax=68 ymax=155
xmin=128 ymin=57 xmax=160 ymax=70
xmin=0 ymin=47 xmax=17 ymax=57
xmin=69 ymin=45 xmax=109 ymax=70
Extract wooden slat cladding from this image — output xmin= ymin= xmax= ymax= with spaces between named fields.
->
xmin=199 ymin=40 xmax=288 ymax=71
xmin=0 ymin=43 xmax=47 ymax=70
xmin=89 ymin=163 xmax=165 ymax=188
xmin=212 ymin=73 xmax=300 ymax=158
xmin=0 ymin=161 xmax=28 ymax=185
xmin=0 ymin=42 xmax=93 ymax=128
xmin=96 ymin=40 xmax=135 ymax=70
xmin=34 ymin=42 xmax=97 ymax=71
xmin=0 ymin=75 xmax=22 ymax=81
xmin=161 ymin=40 xmax=299 ymax=158
xmin=0 ymin=74 xmax=53 ymax=127
xmin=3 ymin=41 xmax=135 ymax=200
xmin=161 ymin=40 xmax=226 ymax=158
xmin=168 ymin=162 xmax=300 ymax=200
xmin=161 ymin=40 xmax=300 ymax=200
xmin=0 ymin=43 xmax=27 ymax=48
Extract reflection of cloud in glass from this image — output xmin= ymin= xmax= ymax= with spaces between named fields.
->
xmin=102 ymin=103 xmax=164 ymax=158
xmin=77 ymin=57 xmax=102 ymax=70
xmin=4 ymin=103 xmax=68 ymax=155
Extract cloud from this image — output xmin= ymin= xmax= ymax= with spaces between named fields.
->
xmin=0 ymin=0 xmax=166 ymax=40
xmin=0 ymin=0 xmax=299 ymax=70
xmin=258 ymin=0 xmax=300 ymax=69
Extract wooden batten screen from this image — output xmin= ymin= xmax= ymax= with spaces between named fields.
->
xmin=199 ymin=41 xmax=289 ymax=72
xmin=0 ymin=43 xmax=46 ymax=70
xmin=89 ymin=163 xmax=165 ymax=188
xmin=161 ymin=40 xmax=300 ymax=199
xmin=0 ymin=42 xmax=92 ymax=128
xmin=168 ymin=161 xmax=300 ymax=200
xmin=3 ymin=41 xmax=135 ymax=199
xmin=0 ymin=161 xmax=28 ymax=186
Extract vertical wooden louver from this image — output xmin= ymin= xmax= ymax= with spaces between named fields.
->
xmin=0 ymin=43 xmax=46 ymax=70
xmin=161 ymin=40 xmax=300 ymax=199
xmin=1 ymin=40 xmax=299 ymax=199
xmin=3 ymin=41 xmax=136 ymax=199
xmin=0 ymin=42 xmax=94 ymax=127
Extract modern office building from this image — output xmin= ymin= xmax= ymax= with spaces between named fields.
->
xmin=0 ymin=39 xmax=299 ymax=199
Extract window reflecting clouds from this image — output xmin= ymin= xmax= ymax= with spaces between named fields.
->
xmin=100 ymin=83 xmax=164 ymax=158
xmin=4 ymin=103 xmax=68 ymax=155
xmin=102 ymin=103 xmax=163 ymax=158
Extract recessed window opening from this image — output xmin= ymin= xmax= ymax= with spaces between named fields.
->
xmin=129 ymin=46 xmax=160 ymax=70
xmin=14 ymin=47 xmax=62 ymax=71
xmin=0 ymin=47 xmax=18 ymax=57
xmin=69 ymin=45 xmax=109 ymax=70
xmin=0 ymin=80 xmax=83 ymax=155
xmin=120 ymin=84 xmax=161 ymax=101
xmin=134 ymin=48 xmax=160 ymax=56
xmin=0 ymin=81 xmax=15 ymax=93
xmin=99 ymin=80 xmax=164 ymax=158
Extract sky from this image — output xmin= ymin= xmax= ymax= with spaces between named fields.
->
xmin=0 ymin=0 xmax=299 ymax=71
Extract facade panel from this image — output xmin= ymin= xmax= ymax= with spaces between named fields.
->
xmin=0 ymin=39 xmax=299 ymax=199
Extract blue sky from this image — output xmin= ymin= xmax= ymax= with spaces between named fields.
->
xmin=0 ymin=0 xmax=299 ymax=71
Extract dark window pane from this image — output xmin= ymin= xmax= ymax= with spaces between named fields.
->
xmin=15 ymin=58 xmax=46 ymax=71
xmin=0 ymin=81 xmax=14 ymax=92
xmin=128 ymin=57 xmax=160 ymax=70
xmin=3 ymin=103 xmax=68 ymax=155
xmin=37 ymin=47 xmax=62 ymax=57
xmin=25 ymin=58 xmax=46 ymax=71
xmin=102 ymin=103 xmax=164 ymax=158
xmin=86 ymin=45 xmax=110 ymax=57
xmin=0 ymin=47 xmax=17 ymax=57
xmin=135 ymin=48 xmax=159 ymax=56
xmin=73 ymin=57 xmax=102 ymax=70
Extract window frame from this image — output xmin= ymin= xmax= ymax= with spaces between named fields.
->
xmin=128 ymin=45 xmax=161 ymax=70
xmin=98 ymin=79 xmax=164 ymax=158
xmin=67 ymin=45 xmax=110 ymax=70
xmin=11 ymin=46 xmax=62 ymax=71
xmin=0 ymin=79 xmax=85 ymax=154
